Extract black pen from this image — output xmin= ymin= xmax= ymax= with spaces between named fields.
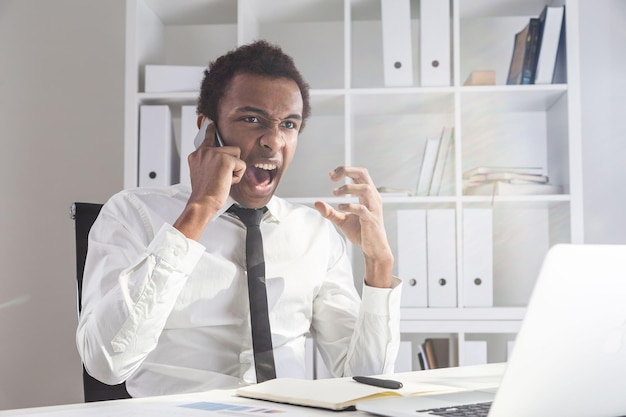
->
xmin=353 ymin=376 xmax=403 ymax=389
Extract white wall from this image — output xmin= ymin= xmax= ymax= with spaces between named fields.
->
xmin=579 ymin=0 xmax=626 ymax=243
xmin=0 ymin=0 xmax=624 ymax=411
xmin=0 ymin=0 xmax=125 ymax=409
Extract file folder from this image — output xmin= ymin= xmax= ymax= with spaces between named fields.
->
xmin=397 ymin=210 xmax=428 ymax=307
xmin=462 ymin=340 xmax=487 ymax=366
xmin=381 ymin=0 xmax=414 ymax=86
xmin=144 ymin=65 xmax=206 ymax=93
xmin=462 ymin=208 xmax=493 ymax=307
xmin=179 ymin=105 xmax=198 ymax=186
xmin=139 ymin=105 xmax=178 ymax=187
xmin=419 ymin=0 xmax=451 ymax=86
xmin=395 ymin=340 xmax=414 ymax=373
xmin=426 ymin=209 xmax=457 ymax=307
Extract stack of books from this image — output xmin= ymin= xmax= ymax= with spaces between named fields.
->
xmin=418 ymin=338 xmax=450 ymax=370
xmin=416 ymin=127 xmax=454 ymax=196
xmin=463 ymin=166 xmax=562 ymax=196
xmin=506 ymin=5 xmax=566 ymax=85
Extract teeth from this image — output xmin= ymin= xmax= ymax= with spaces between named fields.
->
xmin=254 ymin=163 xmax=276 ymax=171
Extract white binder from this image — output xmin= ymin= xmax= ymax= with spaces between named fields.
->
xmin=397 ymin=210 xmax=428 ymax=307
xmin=144 ymin=65 xmax=206 ymax=93
xmin=179 ymin=105 xmax=198 ymax=186
xmin=462 ymin=208 xmax=493 ymax=307
xmin=395 ymin=340 xmax=414 ymax=373
xmin=419 ymin=0 xmax=451 ymax=86
xmin=139 ymin=105 xmax=178 ymax=187
xmin=381 ymin=0 xmax=414 ymax=87
xmin=462 ymin=340 xmax=488 ymax=366
xmin=426 ymin=209 xmax=457 ymax=307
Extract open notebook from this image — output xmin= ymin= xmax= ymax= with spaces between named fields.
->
xmin=234 ymin=373 xmax=490 ymax=411
xmin=357 ymin=244 xmax=626 ymax=417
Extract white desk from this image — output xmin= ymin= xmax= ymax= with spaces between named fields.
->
xmin=0 ymin=364 xmax=506 ymax=417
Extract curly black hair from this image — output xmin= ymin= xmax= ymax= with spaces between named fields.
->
xmin=197 ymin=40 xmax=311 ymax=130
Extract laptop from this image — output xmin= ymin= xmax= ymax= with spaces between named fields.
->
xmin=356 ymin=244 xmax=626 ymax=417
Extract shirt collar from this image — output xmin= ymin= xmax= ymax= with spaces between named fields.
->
xmin=215 ymin=195 xmax=282 ymax=224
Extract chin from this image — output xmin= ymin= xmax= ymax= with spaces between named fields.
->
xmin=231 ymin=187 xmax=275 ymax=209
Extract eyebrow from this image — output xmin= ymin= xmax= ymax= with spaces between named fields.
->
xmin=236 ymin=106 xmax=302 ymax=121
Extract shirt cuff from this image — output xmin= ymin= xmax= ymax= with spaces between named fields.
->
xmin=360 ymin=276 xmax=403 ymax=315
xmin=147 ymin=223 xmax=206 ymax=276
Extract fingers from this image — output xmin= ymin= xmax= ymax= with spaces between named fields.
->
xmin=195 ymin=119 xmax=216 ymax=149
xmin=189 ymin=122 xmax=246 ymax=185
xmin=329 ymin=166 xmax=375 ymax=186
xmin=314 ymin=200 xmax=347 ymax=225
xmin=314 ymin=201 xmax=332 ymax=218
xmin=331 ymin=177 xmax=382 ymax=211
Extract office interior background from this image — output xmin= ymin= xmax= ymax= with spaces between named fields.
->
xmin=0 ymin=0 xmax=624 ymax=411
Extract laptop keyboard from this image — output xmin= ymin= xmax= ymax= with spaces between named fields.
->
xmin=417 ymin=401 xmax=492 ymax=416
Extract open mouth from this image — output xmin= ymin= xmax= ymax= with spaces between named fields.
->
xmin=245 ymin=163 xmax=278 ymax=188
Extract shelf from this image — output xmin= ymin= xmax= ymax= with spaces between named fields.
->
xmin=125 ymin=0 xmax=583 ymax=366
xmin=350 ymin=89 xmax=454 ymax=115
xmin=137 ymin=92 xmax=198 ymax=105
xmin=400 ymin=320 xmax=522 ymax=334
xmin=460 ymin=85 xmax=568 ymax=112
xmin=401 ymin=307 xmax=526 ymax=321
xmin=285 ymin=196 xmax=457 ymax=207
xmin=461 ymin=195 xmax=571 ymax=206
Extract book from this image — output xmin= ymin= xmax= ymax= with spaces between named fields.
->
xmin=551 ymin=6 xmax=567 ymax=84
xmin=415 ymin=135 xmax=442 ymax=196
xmin=423 ymin=338 xmax=450 ymax=369
xmin=534 ymin=5 xmax=565 ymax=84
xmin=506 ymin=20 xmax=532 ymax=85
xmin=235 ymin=376 xmax=461 ymax=411
xmin=464 ymin=181 xmax=562 ymax=196
xmin=463 ymin=70 xmax=495 ymax=86
xmin=465 ymin=172 xmax=549 ymax=185
xmin=462 ymin=166 xmax=544 ymax=178
xmin=418 ymin=342 xmax=430 ymax=370
xmin=522 ymin=18 xmax=541 ymax=84
xmin=429 ymin=127 xmax=454 ymax=196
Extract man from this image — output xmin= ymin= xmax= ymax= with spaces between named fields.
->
xmin=77 ymin=40 xmax=401 ymax=398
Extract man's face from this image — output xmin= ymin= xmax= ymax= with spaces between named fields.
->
xmin=217 ymin=72 xmax=303 ymax=209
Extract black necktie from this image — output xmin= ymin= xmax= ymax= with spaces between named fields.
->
xmin=228 ymin=205 xmax=276 ymax=382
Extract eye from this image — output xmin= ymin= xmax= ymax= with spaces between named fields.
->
xmin=243 ymin=116 xmax=260 ymax=124
xmin=282 ymin=120 xmax=299 ymax=130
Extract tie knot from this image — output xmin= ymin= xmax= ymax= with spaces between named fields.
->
xmin=228 ymin=205 xmax=267 ymax=227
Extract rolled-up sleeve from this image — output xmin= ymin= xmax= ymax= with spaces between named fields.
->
xmin=311 ymin=220 xmax=402 ymax=377
xmin=76 ymin=195 xmax=205 ymax=385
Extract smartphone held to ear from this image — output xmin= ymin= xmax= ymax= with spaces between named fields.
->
xmin=193 ymin=118 xmax=224 ymax=149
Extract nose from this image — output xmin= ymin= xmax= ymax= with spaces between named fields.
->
xmin=259 ymin=125 xmax=285 ymax=153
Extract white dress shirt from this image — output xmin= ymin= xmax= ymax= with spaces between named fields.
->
xmin=76 ymin=184 xmax=401 ymax=397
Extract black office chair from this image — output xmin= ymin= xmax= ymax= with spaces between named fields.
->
xmin=70 ymin=202 xmax=131 ymax=402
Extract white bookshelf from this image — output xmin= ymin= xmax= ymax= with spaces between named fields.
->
xmin=124 ymin=0 xmax=583 ymax=370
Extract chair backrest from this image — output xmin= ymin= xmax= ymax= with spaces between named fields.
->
xmin=71 ymin=202 xmax=131 ymax=402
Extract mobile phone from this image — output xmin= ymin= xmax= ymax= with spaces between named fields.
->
xmin=193 ymin=118 xmax=224 ymax=148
